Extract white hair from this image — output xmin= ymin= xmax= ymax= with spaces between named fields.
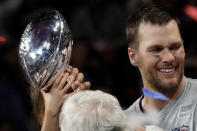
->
xmin=59 ymin=90 xmax=127 ymax=131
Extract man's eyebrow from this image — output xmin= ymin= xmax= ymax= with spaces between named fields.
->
xmin=170 ymin=41 xmax=183 ymax=45
xmin=146 ymin=44 xmax=163 ymax=51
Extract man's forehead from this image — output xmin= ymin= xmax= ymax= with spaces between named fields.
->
xmin=137 ymin=20 xmax=182 ymax=48
xmin=138 ymin=20 xmax=173 ymax=34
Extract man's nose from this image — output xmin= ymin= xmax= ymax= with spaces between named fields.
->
xmin=161 ymin=49 xmax=175 ymax=63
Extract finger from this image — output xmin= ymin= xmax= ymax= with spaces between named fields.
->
xmin=64 ymin=65 xmax=72 ymax=73
xmin=63 ymin=81 xmax=91 ymax=100
xmin=67 ymin=68 xmax=79 ymax=82
xmin=41 ymin=85 xmax=50 ymax=93
xmin=52 ymin=72 xmax=64 ymax=89
xmin=57 ymin=72 xmax=69 ymax=89
xmin=76 ymin=81 xmax=91 ymax=92
xmin=76 ymin=73 xmax=84 ymax=82
xmin=62 ymin=68 xmax=79 ymax=93
xmin=41 ymin=71 xmax=62 ymax=92
xmin=71 ymin=73 xmax=84 ymax=90
xmin=46 ymin=71 xmax=62 ymax=86
xmin=62 ymin=77 xmax=75 ymax=93
xmin=40 ymin=87 xmax=47 ymax=95
xmin=80 ymin=81 xmax=91 ymax=90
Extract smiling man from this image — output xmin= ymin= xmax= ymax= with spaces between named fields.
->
xmin=125 ymin=2 xmax=197 ymax=131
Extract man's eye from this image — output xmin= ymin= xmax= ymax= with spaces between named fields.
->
xmin=151 ymin=47 xmax=162 ymax=52
xmin=169 ymin=45 xmax=180 ymax=51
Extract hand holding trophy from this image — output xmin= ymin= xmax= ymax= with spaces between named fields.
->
xmin=18 ymin=9 xmax=90 ymax=130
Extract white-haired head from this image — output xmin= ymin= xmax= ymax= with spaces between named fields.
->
xmin=59 ymin=90 xmax=127 ymax=131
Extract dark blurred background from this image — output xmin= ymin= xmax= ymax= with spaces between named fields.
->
xmin=0 ymin=0 xmax=197 ymax=130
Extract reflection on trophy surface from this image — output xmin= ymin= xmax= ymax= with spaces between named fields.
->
xmin=19 ymin=9 xmax=73 ymax=89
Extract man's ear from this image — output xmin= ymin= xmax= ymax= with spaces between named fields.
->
xmin=128 ymin=47 xmax=138 ymax=67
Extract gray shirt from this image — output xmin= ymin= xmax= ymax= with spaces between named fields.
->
xmin=125 ymin=77 xmax=197 ymax=131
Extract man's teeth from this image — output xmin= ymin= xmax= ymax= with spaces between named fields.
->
xmin=159 ymin=68 xmax=174 ymax=73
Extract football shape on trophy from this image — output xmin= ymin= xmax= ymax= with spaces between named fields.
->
xmin=19 ymin=9 xmax=73 ymax=89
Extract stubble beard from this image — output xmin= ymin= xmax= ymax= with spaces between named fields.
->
xmin=144 ymin=63 xmax=184 ymax=95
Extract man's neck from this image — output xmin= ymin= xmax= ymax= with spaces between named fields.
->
xmin=142 ymin=96 xmax=169 ymax=112
xmin=141 ymin=78 xmax=184 ymax=112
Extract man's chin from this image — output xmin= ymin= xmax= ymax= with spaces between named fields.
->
xmin=156 ymin=78 xmax=179 ymax=93
xmin=163 ymin=79 xmax=178 ymax=86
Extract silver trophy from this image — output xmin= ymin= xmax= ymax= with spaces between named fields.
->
xmin=19 ymin=9 xmax=73 ymax=89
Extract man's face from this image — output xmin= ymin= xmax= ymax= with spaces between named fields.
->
xmin=128 ymin=20 xmax=185 ymax=94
